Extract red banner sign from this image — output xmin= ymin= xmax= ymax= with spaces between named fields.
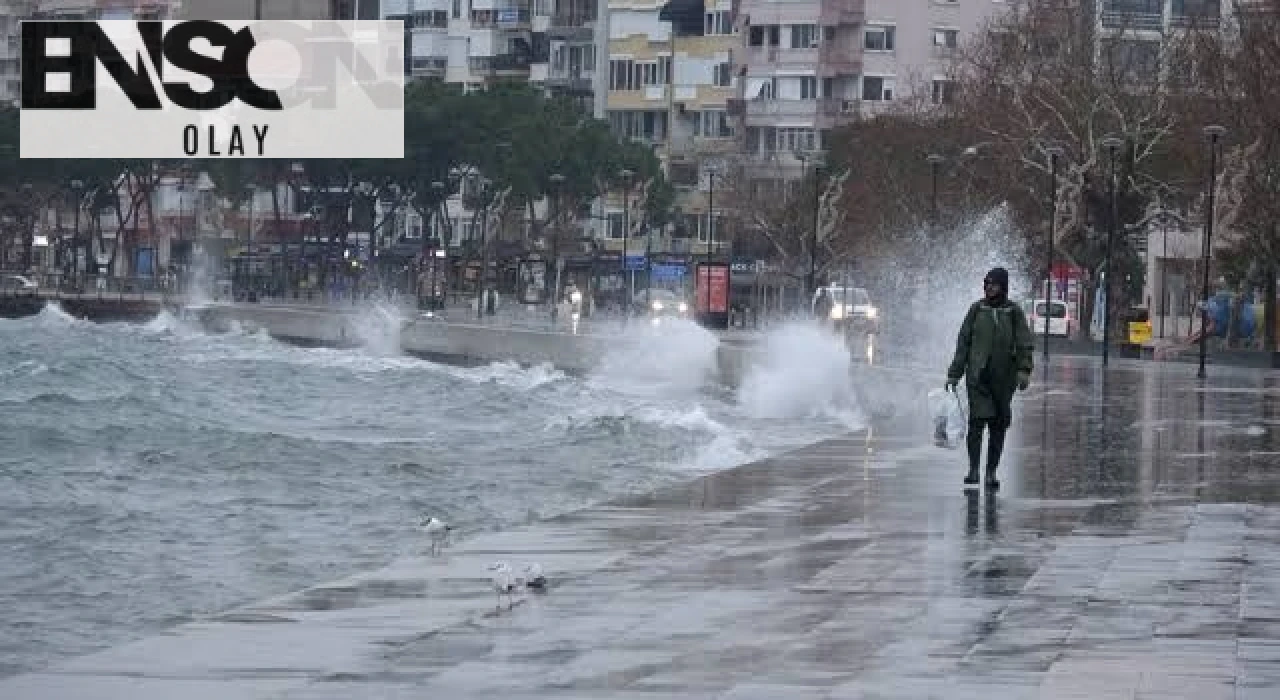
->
xmin=695 ymin=263 xmax=730 ymax=314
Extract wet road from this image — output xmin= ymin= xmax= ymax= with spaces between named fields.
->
xmin=4 ymin=358 xmax=1280 ymax=699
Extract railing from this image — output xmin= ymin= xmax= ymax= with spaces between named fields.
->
xmin=744 ymin=97 xmax=843 ymax=118
xmin=469 ymin=54 xmax=532 ymax=73
xmin=0 ymin=275 xmax=184 ymax=305
xmin=551 ymin=10 xmax=595 ymax=28
xmin=470 ymin=7 xmax=532 ymax=27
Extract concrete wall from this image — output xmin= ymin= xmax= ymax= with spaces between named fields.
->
xmin=189 ymin=305 xmax=945 ymax=416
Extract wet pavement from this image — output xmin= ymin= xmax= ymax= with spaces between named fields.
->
xmin=5 ymin=358 xmax=1280 ymax=698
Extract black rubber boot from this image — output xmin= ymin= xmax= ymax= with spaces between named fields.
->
xmin=934 ymin=418 xmax=949 ymax=447
xmin=964 ymin=417 xmax=984 ymax=487
xmin=985 ymin=417 xmax=1008 ymax=492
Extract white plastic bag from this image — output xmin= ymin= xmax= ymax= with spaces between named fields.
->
xmin=927 ymin=388 xmax=967 ymax=447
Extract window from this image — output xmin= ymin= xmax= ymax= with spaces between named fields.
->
xmin=864 ymin=25 xmax=894 ymax=51
xmin=610 ymin=59 xmax=635 ymax=90
xmin=775 ymin=127 xmax=817 ymax=153
xmin=411 ymin=10 xmax=448 ymax=28
xmin=933 ymin=29 xmax=958 ymax=49
xmin=713 ymin=62 xmax=732 ymax=87
xmin=607 ymin=212 xmax=625 ymax=239
xmin=658 ymin=55 xmax=671 ymax=84
xmin=705 ymin=10 xmax=731 ymax=35
xmin=931 ymin=79 xmax=957 ymax=104
xmin=638 ymin=61 xmax=659 ymax=86
xmin=799 ymin=76 xmax=818 ymax=99
xmin=862 ymin=76 xmax=894 ymax=101
xmin=608 ymin=110 xmax=668 ymax=141
xmin=822 ymin=77 xmax=835 ymax=98
xmin=749 ymin=25 xmax=764 ymax=46
xmin=694 ymin=110 xmax=733 ymax=138
xmin=452 ymin=0 xmax=461 ymax=19
xmin=790 ymin=24 xmax=818 ymax=49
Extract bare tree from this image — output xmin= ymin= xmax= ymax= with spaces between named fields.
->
xmin=950 ymin=0 xmax=1198 ymax=336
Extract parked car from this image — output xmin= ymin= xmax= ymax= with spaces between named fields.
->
xmin=1025 ymin=299 xmax=1071 ymax=337
xmin=814 ymin=285 xmax=880 ymax=333
xmin=1 ymin=275 xmax=38 ymax=297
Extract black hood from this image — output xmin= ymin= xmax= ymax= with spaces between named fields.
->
xmin=984 ymin=267 xmax=1009 ymax=302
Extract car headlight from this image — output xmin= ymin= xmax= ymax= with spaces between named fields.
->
xmin=569 ymin=291 xmax=582 ymax=304
xmin=677 ymin=302 xmax=688 ymax=313
xmin=853 ymin=304 xmax=877 ymax=319
xmin=830 ymin=307 xmax=845 ymax=320
xmin=652 ymin=300 xmax=665 ymax=311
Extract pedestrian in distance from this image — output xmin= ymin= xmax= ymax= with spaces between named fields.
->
xmin=945 ymin=267 xmax=1034 ymax=491
xmin=814 ymin=288 xmax=833 ymax=326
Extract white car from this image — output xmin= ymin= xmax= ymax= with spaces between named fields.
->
xmin=2 ymin=275 xmax=38 ymax=297
xmin=635 ymin=289 xmax=689 ymax=318
xmin=814 ymin=285 xmax=879 ymax=332
xmin=1026 ymin=299 xmax=1071 ymax=337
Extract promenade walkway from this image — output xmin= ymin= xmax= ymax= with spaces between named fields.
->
xmin=3 ymin=361 xmax=1280 ymax=699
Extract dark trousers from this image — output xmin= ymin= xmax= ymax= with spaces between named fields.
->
xmin=967 ymin=414 xmax=1010 ymax=474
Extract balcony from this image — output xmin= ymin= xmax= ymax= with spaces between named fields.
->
xmin=743 ymin=98 xmax=845 ymax=127
xmin=470 ymin=54 xmax=532 ymax=75
xmin=546 ymin=68 xmax=594 ymax=94
xmin=1170 ymin=1 xmax=1222 ymax=27
xmin=741 ymin=44 xmax=860 ymax=74
xmin=410 ymin=57 xmax=447 ymax=77
xmin=737 ymin=0 xmax=864 ymax=27
xmin=548 ymin=9 xmax=596 ymax=38
xmin=470 ymin=6 xmax=532 ymax=29
xmin=1101 ymin=0 xmax=1164 ymax=31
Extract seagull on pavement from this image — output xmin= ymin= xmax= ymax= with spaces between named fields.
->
xmin=523 ymin=562 xmax=547 ymax=591
xmin=488 ymin=562 xmax=518 ymax=610
xmin=420 ymin=516 xmax=453 ymax=556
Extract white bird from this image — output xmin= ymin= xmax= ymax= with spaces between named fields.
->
xmin=488 ymin=562 xmax=518 ymax=610
xmin=523 ymin=562 xmax=547 ymax=591
xmin=420 ymin=516 xmax=453 ymax=556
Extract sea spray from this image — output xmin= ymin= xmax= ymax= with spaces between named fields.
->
xmin=737 ymin=322 xmax=866 ymax=429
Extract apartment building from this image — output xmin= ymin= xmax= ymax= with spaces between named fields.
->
xmin=0 ymin=2 xmax=29 ymax=106
xmin=181 ymin=0 xmax=341 ymax=19
xmin=379 ymin=0 xmax=606 ymax=116
xmin=731 ymin=0 xmax=1004 ymax=173
xmin=603 ymin=0 xmax=736 ymax=256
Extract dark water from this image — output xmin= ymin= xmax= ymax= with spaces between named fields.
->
xmin=0 ymin=305 xmax=862 ymax=676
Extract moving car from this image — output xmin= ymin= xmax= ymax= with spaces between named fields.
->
xmin=1 ymin=275 xmax=38 ymax=297
xmin=814 ymin=285 xmax=879 ymax=333
xmin=635 ymin=289 xmax=690 ymax=320
xmin=1025 ymin=299 xmax=1071 ymax=338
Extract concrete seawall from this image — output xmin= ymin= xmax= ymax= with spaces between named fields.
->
xmin=191 ymin=304 xmax=763 ymax=387
xmin=188 ymin=304 xmax=935 ymax=422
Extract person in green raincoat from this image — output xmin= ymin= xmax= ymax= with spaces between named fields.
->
xmin=945 ymin=267 xmax=1034 ymax=490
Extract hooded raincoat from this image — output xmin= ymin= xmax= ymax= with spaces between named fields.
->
xmin=947 ymin=293 xmax=1035 ymax=421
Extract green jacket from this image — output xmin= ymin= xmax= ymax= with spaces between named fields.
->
xmin=947 ymin=299 xmax=1034 ymax=419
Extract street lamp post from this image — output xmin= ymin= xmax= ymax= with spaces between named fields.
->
xmin=548 ymin=172 xmax=565 ymax=314
xmin=798 ymin=150 xmax=826 ymax=299
xmin=1199 ymin=125 xmax=1227 ymax=379
xmin=1043 ymin=147 xmax=1064 ymax=366
xmin=618 ymin=168 xmax=634 ymax=321
xmin=475 ymin=175 xmax=492 ymax=319
xmin=69 ymin=179 xmax=83 ymax=290
xmin=927 ymin=153 xmax=944 ymax=229
xmin=1100 ymin=136 xmax=1124 ymax=367
xmin=705 ymin=165 xmax=719 ymax=321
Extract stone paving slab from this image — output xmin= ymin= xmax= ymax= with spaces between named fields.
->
xmin=5 ymin=362 xmax=1280 ymax=698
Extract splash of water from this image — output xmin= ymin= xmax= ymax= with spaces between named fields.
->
xmin=737 ymin=322 xmax=865 ymax=429
xmin=346 ymin=301 xmax=405 ymax=356
xmin=864 ymin=205 xmax=1030 ymax=370
xmin=590 ymin=319 xmax=721 ymax=396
